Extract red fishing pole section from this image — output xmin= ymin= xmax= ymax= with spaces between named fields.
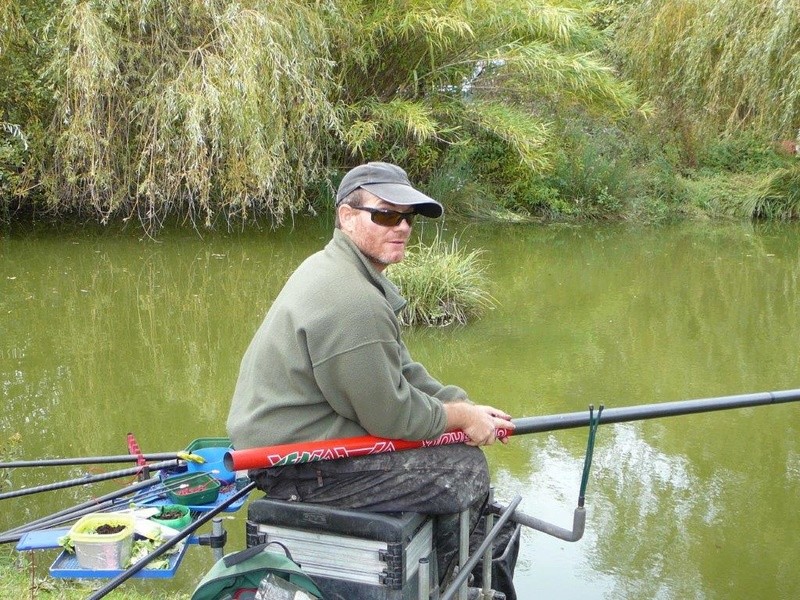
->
xmin=224 ymin=388 xmax=800 ymax=472
xmin=224 ymin=428 xmax=513 ymax=471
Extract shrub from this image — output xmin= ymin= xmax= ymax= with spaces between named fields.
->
xmin=388 ymin=234 xmax=495 ymax=327
xmin=423 ymin=147 xmax=540 ymax=222
xmin=696 ymin=133 xmax=789 ymax=173
xmin=748 ymin=165 xmax=800 ymax=220
xmin=524 ymin=116 xmax=640 ymax=219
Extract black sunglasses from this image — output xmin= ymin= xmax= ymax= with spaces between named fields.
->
xmin=350 ymin=205 xmax=417 ymax=227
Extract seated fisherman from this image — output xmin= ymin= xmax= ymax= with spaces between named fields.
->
xmin=227 ymin=161 xmax=518 ymax=597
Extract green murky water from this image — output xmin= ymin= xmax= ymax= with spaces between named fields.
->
xmin=2 ymin=219 xmax=798 ymax=599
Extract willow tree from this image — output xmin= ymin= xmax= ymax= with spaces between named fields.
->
xmin=42 ymin=0 xmax=337 ymax=228
xmin=613 ymin=0 xmax=800 ymax=139
xmin=10 ymin=0 xmax=640 ymax=229
xmin=0 ymin=0 xmax=52 ymax=205
xmin=326 ymin=0 xmax=642 ymax=187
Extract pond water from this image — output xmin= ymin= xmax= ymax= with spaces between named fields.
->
xmin=1 ymin=218 xmax=799 ymax=599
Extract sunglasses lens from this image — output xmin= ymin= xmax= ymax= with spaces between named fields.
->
xmin=352 ymin=205 xmax=416 ymax=226
xmin=373 ymin=211 xmax=414 ymax=227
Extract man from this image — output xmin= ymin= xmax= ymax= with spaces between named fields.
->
xmin=227 ymin=161 xmax=517 ymax=595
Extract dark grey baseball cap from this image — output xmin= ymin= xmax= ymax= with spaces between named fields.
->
xmin=335 ymin=162 xmax=444 ymax=218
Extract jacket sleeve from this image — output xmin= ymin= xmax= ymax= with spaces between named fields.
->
xmin=307 ymin=297 xmax=452 ymax=441
xmin=311 ymin=338 xmax=449 ymax=441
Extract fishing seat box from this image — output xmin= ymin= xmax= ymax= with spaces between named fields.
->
xmin=246 ymin=497 xmax=434 ymax=599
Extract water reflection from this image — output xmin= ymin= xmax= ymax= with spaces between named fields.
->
xmin=1 ymin=221 xmax=799 ymax=599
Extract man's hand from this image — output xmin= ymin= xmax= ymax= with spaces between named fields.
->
xmin=443 ymin=402 xmax=516 ymax=446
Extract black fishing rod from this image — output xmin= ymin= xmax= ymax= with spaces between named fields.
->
xmin=0 ymin=459 xmax=182 ymax=501
xmin=0 ymin=476 xmax=165 ymax=543
xmin=511 ymin=388 xmax=800 ymax=435
xmin=227 ymin=388 xmax=800 ymax=471
xmin=0 ymin=451 xmax=199 ymax=469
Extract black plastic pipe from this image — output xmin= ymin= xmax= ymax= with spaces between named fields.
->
xmin=0 ymin=459 xmax=180 ymax=501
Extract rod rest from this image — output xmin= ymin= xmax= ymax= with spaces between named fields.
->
xmin=488 ymin=501 xmax=586 ymax=542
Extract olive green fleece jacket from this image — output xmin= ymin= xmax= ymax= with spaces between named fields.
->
xmin=226 ymin=229 xmax=469 ymax=450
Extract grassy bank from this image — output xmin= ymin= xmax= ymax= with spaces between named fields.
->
xmin=0 ymin=548 xmax=188 ymax=600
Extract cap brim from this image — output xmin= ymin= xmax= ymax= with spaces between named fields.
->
xmin=362 ymin=183 xmax=443 ymax=218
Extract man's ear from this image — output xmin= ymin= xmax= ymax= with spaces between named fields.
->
xmin=338 ymin=204 xmax=356 ymax=233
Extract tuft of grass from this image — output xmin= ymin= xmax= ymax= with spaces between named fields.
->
xmin=681 ymin=171 xmax=760 ymax=219
xmin=748 ymin=165 xmax=800 ymax=221
xmin=388 ymin=234 xmax=495 ymax=327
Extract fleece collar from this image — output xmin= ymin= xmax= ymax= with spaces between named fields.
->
xmin=331 ymin=229 xmax=407 ymax=314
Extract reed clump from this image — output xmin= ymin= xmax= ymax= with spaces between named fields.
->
xmin=747 ymin=165 xmax=800 ymax=221
xmin=389 ymin=235 xmax=495 ymax=327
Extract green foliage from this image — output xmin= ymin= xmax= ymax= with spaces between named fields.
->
xmin=544 ymin=139 xmax=631 ymax=218
xmin=0 ymin=123 xmax=28 ymax=203
xmin=426 ymin=106 xmax=696 ymax=223
xmin=696 ymin=134 xmax=792 ymax=173
xmin=462 ymin=101 xmax=550 ymax=172
xmin=614 ymin=0 xmax=800 ymax=138
xmin=419 ymin=151 xmax=489 ymax=212
xmin=748 ymin=165 xmax=800 ymax=221
xmin=663 ymin=133 xmax=799 ymax=221
xmin=41 ymin=0 xmax=338 ymax=231
xmin=329 ymin=0 xmax=643 ymax=197
xmin=518 ymin=114 xmax=644 ymax=219
xmin=609 ymin=0 xmax=800 ymax=218
xmin=388 ymin=234 xmax=495 ymax=327
xmin=590 ymin=0 xmax=638 ymax=31
xmin=2 ymin=0 xmax=644 ymax=230
xmin=632 ymin=158 xmax=691 ymax=214
xmin=680 ymin=172 xmax=759 ymax=219
xmin=0 ymin=0 xmax=51 ymax=211
xmin=418 ymin=150 xmax=534 ymax=222
xmin=442 ymin=139 xmax=538 ymax=211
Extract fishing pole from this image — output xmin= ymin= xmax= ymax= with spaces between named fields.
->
xmin=225 ymin=388 xmax=800 ymax=471
xmin=0 ymin=451 xmax=200 ymax=469
xmin=0 ymin=459 xmax=183 ymax=501
xmin=85 ymin=481 xmax=258 ymax=600
xmin=0 ymin=476 xmax=166 ymax=543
